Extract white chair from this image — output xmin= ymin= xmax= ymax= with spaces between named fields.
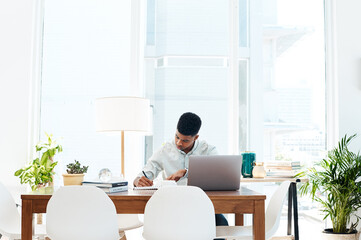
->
xmin=46 ymin=186 xmax=119 ymax=240
xmin=0 ymin=182 xmax=46 ymax=240
xmin=216 ymin=181 xmax=292 ymax=240
xmin=143 ymin=186 xmax=216 ymax=240
xmin=117 ymin=214 xmax=143 ymax=240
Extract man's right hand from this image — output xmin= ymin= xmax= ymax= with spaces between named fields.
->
xmin=134 ymin=176 xmax=153 ymax=187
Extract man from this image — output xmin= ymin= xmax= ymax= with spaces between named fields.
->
xmin=133 ymin=112 xmax=228 ymax=226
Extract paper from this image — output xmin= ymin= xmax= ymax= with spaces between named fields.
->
xmin=133 ymin=180 xmax=176 ymax=190
xmin=133 ymin=186 xmax=159 ymax=190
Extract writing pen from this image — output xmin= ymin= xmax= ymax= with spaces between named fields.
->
xmin=142 ymin=171 xmax=149 ymax=179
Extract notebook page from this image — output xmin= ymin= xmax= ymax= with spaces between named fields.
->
xmin=133 ymin=186 xmax=159 ymax=190
xmin=133 ymin=180 xmax=176 ymax=190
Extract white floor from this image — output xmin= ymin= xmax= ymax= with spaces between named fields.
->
xmin=123 ymin=213 xmax=325 ymax=240
xmin=273 ymin=213 xmax=324 ymax=239
xmin=0 ymin=211 xmax=327 ymax=240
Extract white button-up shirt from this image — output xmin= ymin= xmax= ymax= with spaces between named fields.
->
xmin=138 ymin=139 xmax=218 ymax=181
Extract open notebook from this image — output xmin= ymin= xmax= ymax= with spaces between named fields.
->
xmin=133 ymin=180 xmax=176 ymax=190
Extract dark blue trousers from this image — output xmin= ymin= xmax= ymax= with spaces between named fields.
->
xmin=215 ymin=214 xmax=228 ymax=226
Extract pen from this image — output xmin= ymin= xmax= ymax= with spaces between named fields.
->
xmin=142 ymin=171 xmax=149 ymax=179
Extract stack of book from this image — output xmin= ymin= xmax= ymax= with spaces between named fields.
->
xmin=82 ymin=180 xmax=128 ymax=193
xmin=265 ymin=161 xmax=301 ymax=178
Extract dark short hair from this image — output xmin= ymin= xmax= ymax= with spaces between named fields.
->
xmin=177 ymin=112 xmax=202 ymax=136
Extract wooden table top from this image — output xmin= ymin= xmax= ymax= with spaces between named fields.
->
xmin=21 ymin=186 xmax=266 ymax=200
xmin=241 ymin=177 xmax=308 ymax=183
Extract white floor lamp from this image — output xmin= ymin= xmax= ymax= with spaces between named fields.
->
xmin=95 ymin=96 xmax=151 ymax=177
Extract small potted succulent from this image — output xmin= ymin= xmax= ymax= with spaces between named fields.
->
xmin=62 ymin=160 xmax=89 ymax=186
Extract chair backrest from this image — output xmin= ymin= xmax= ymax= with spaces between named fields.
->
xmin=0 ymin=182 xmax=21 ymax=236
xmin=46 ymin=186 xmax=119 ymax=240
xmin=265 ymin=181 xmax=291 ymax=239
xmin=143 ymin=186 xmax=216 ymax=240
xmin=117 ymin=214 xmax=143 ymax=231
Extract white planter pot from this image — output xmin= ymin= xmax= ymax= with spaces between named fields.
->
xmin=322 ymin=229 xmax=360 ymax=240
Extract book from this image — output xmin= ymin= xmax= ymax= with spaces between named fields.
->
xmin=265 ymin=166 xmax=301 ymax=171
xmin=82 ymin=180 xmax=128 ymax=188
xmin=264 ymin=161 xmax=302 ymax=176
xmin=265 ymin=161 xmax=301 ymax=167
xmin=266 ymin=169 xmax=299 ymax=178
xmin=99 ymin=185 xmax=129 ymax=193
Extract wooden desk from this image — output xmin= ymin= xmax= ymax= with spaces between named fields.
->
xmin=21 ymin=187 xmax=266 ymax=240
xmin=241 ymin=177 xmax=308 ymax=240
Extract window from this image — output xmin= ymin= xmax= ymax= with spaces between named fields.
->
xmin=144 ymin=0 xmax=231 ymax=157
xmin=40 ymin=0 xmax=142 ymax=183
xmin=144 ymin=0 xmax=326 ymax=165
xmin=261 ymin=0 xmax=326 ymax=163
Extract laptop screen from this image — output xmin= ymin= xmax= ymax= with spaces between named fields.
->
xmin=187 ymin=155 xmax=242 ymax=191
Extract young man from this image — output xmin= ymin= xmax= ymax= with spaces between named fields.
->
xmin=133 ymin=112 xmax=228 ymax=226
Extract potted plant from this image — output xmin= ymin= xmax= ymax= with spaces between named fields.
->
xmin=298 ymin=134 xmax=361 ymax=240
xmin=14 ymin=133 xmax=62 ymax=190
xmin=62 ymin=160 xmax=89 ymax=185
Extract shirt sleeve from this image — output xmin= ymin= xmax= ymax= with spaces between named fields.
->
xmin=137 ymin=148 xmax=164 ymax=180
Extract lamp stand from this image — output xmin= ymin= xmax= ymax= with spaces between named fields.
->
xmin=121 ymin=130 xmax=125 ymax=177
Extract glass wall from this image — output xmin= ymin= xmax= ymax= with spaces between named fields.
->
xmin=40 ymin=0 xmax=325 ymax=184
xmin=261 ymin=0 xmax=326 ymax=164
xmin=144 ymin=0 xmax=326 ymax=165
xmin=40 ymin=0 xmax=135 ymax=183
xmin=144 ymin=0 xmax=230 ymax=155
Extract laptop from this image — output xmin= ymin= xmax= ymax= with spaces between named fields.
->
xmin=187 ymin=155 xmax=242 ymax=191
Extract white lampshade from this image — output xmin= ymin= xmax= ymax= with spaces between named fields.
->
xmin=96 ymin=96 xmax=151 ymax=133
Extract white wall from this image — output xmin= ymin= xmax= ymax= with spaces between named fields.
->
xmin=335 ymin=0 xmax=361 ymax=150
xmin=0 ymin=0 xmax=35 ymax=186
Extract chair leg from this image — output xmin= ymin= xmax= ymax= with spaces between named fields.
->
xmin=37 ymin=214 xmax=43 ymax=224
xmin=119 ymin=230 xmax=127 ymax=240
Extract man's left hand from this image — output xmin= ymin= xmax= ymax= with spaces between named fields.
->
xmin=166 ymin=169 xmax=187 ymax=182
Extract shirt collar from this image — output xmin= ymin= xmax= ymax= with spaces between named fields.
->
xmin=174 ymin=139 xmax=199 ymax=155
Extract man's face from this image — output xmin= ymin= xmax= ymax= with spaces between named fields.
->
xmin=175 ymin=130 xmax=199 ymax=153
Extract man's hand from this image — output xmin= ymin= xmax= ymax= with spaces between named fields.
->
xmin=134 ymin=176 xmax=153 ymax=187
xmin=166 ymin=169 xmax=187 ymax=182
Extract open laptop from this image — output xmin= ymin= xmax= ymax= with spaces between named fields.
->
xmin=187 ymin=155 xmax=242 ymax=191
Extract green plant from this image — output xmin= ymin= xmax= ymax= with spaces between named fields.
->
xmin=298 ymin=134 xmax=361 ymax=233
xmin=14 ymin=133 xmax=63 ymax=191
xmin=66 ymin=160 xmax=89 ymax=174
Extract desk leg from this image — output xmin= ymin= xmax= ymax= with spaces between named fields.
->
xmin=253 ymin=200 xmax=265 ymax=240
xmin=287 ymin=186 xmax=292 ymax=235
xmin=235 ymin=213 xmax=244 ymax=226
xmin=22 ymin=199 xmax=33 ymax=240
xmin=292 ymin=182 xmax=299 ymax=240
